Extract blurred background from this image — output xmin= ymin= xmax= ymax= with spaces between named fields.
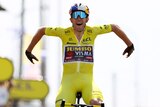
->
xmin=0 ymin=0 xmax=160 ymax=107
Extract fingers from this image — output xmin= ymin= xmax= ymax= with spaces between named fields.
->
xmin=31 ymin=56 xmax=39 ymax=64
xmin=127 ymin=50 xmax=133 ymax=57
xmin=122 ymin=50 xmax=127 ymax=55
xmin=123 ymin=48 xmax=134 ymax=58
xmin=123 ymin=52 xmax=129 ymax=58
xmin=25 ymin=50 xmax=39 ymax=64
xmin=126 ymin=52 xmax=131 ymax=58
xmin=28 ymin=56 xmax=34 ymax=64
xmin=122 ymin=44 xmax=134 ymax=58
xmin=33 ymin=55 xmax=39 ymax=61
xmin=30 ymin=59 xmax=34 ymax=64
xmin=31 ymin=55 xmax=39 ymax=64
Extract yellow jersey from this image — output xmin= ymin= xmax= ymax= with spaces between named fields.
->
xmin=45 ymin=25 xmax=112 ymax=75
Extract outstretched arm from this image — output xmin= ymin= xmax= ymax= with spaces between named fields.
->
xmin=25 ymin=27 xmax=46 ymax=64
xmin=111 ymin=24 xmax=134 ymax=58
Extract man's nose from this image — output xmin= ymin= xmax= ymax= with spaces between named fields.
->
xmin=77 ymin=15 xmax=82 ymax=19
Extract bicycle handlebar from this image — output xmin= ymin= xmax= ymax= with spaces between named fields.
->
xmin=60 ymin=99 xmax=105 ymax=107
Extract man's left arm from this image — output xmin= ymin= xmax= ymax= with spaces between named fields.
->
xmin=111 ymin=24 xmax=135 ymax=58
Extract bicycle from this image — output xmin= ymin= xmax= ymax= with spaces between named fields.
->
xmin=60 ymin=92 xmax=105 ymax=107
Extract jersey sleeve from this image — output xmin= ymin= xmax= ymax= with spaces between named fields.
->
xmin=93 ymin=24 xmax=112 ymax=35
xmin=45 ymin=27 xmax=64 ymax=37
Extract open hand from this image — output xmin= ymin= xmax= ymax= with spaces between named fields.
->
xmin=123 ymin=44 xmax=134 ymax=58
xmin=25 ymin=50 xmax=39 ymax=64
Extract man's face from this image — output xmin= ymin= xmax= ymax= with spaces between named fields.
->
xmin=70 ymin=11 xmax=89 ymax=32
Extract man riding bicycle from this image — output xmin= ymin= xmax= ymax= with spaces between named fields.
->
xmin=25 ymin=3 xmax=134 ymax=107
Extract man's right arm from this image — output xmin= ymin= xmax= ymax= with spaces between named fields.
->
xmin=26 ymin=27 xmax=45 ymax=52
xmin=25 ymin=27 xmax=46 ymax=64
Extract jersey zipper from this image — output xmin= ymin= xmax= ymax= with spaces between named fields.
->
xmin=76 ymin=41 xmax=81 ymax=73
xmin=73 ymin=28 xmax=85 ymax=73
xmin=75 ymin=35 xmax=83 ymax=73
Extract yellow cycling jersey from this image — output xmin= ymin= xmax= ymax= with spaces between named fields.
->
xmin=45 ymin=25 xmax=112 ymax=74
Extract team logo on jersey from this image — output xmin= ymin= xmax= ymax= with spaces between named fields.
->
xmin=87 ymin=29 xmax=92 ymax=33
xmin=100 ymin=25 xmax=110 ymax=30
xmin=64 ymin=45 xmax=93 ymax=63
xmin=69 ymin=38 xmax=73 ymax=41
xmin=66 ymin=38 xmax=76 ymax=44
xmin=65 ymin=30 xmax=70 ymax=34
xmin=81 ymin=37 xmax=91 ymax=44
xmin=66 ymin=42 xmax=76 ymax=45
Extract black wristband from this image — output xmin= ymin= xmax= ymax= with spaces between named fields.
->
xmin=129 ymin=44 xmax=134 ymax=50
xmin=25 ymin=50 xmax=31 ymax=55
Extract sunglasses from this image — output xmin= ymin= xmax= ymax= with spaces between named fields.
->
xmin=71 ymin=11 xmax=87 ymax=19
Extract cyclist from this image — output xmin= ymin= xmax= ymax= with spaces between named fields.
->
xmin=25 ymin=3 xmax=134 ymax=106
